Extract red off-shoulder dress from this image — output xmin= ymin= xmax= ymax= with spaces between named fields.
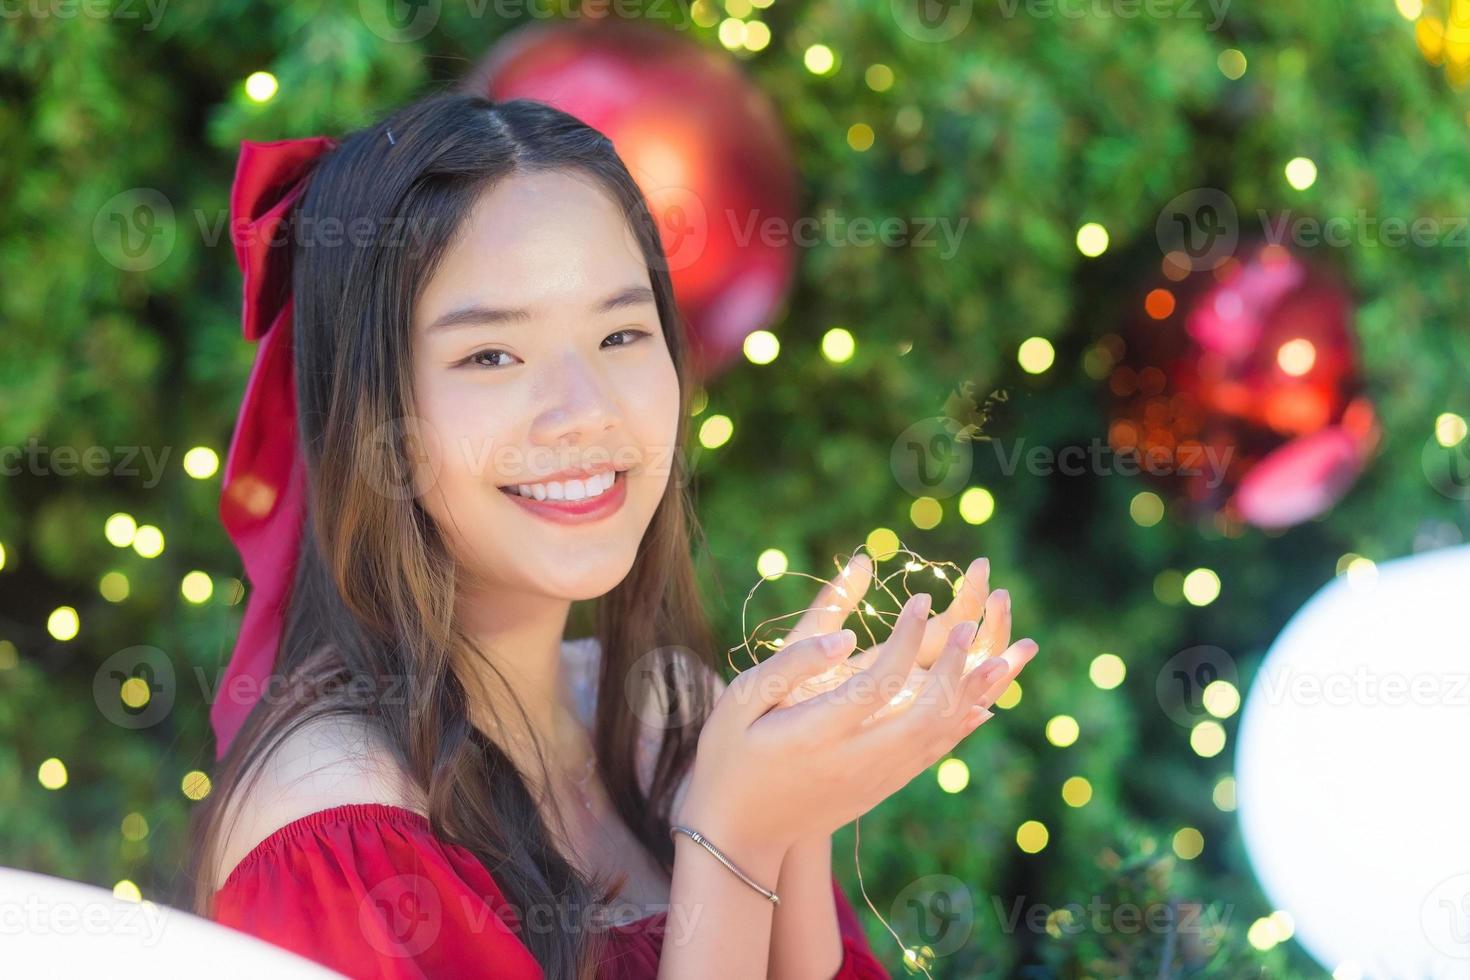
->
xmin=210 ymin=640 xmax=892 ymax=978
xmin=211 ymin=802 xmax=891 ymax=979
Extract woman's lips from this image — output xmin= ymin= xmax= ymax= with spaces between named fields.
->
xmin=497 ymin=471 xmax=628 ymax=525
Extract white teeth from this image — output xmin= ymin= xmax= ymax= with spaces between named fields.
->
xmin=506 ymin=471 xmax=618 ymax=501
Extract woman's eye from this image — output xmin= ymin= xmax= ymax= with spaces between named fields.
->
xmin=602 ymin=328 xmax=652 ymax=349
xmin=465 ymin=349 xmax=522 ymax=369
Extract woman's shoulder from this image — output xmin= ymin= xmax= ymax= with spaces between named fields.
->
xmin=209 ymin=712 xmax=424 ymax=893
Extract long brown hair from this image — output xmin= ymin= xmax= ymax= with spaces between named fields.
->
xmin=189 ymin=91 xmax=720 ymax=979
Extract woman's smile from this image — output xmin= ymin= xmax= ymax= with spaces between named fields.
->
xmin=498 ymin=466 xmax=630 ymax=525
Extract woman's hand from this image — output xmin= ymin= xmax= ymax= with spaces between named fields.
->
xmin=773 ymin=553 xmax=1038 ymax=716
xmin=674 ymin=593 xmax=1002 ymax=866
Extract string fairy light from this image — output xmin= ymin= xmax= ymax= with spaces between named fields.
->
xmin=723 ymin=539 xmax=1008 ymax=979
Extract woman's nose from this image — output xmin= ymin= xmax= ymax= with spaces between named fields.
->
xmin=530 ymin=353 xmax=620 ymax=446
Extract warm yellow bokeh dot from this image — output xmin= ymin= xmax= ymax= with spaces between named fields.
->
xmin=1397 ymin=0 xmax=1423 ymax=17
xmin=756 ymin=548 xmax=788 ymax=579
xmin=181 ymin=571 xmax=214 ymax=605
xmin=1045 ymin=715 xmax=1079 ymax=748
xmin=48 ymin=606 xmax=80 ymax=641
xmin=1172 ymin=827 xmax=1205 ymax=860
xmin=1076 ymin=222 xmax=1110 ymax=257
xmin=1130 ymin=491 xmax=1164 ymax=527
xmin=1247 ymin=916 xmax=1279 ymax=950
xmin=1213 ymin=775 xmax=1237 ymax=811
xmin=803 ymin=43 xmax=835 ymax=75
xmin=865 ymin=64 xmax=894 ymax=91
xmin=1277 ymin=338 xmax=1316 ymax=376
xmin=698 ymin=414 xmax=734 ymax=449
xmin=847 ymin=123 xmax=875 ymax=152
xmin=821 ymin=327 xmax=856 ymax=363
xmin=0 ymin=641 xmax=17 ymax=671
xmin=1346 ymin=556 xmax=1378 ymax=592
xmin=121 ymin=812 xmax=149 ymax=841
xmin=38 ymin=758 xmax=68 ymax=790
xmin=1285 ymin=156 xmax=1318 ymax=191
xmin=1016 ymin=820 xmax=1049 ymax=853
xmin=120 ymin=677 xmax=151 ymax=709
xmin=244 ymin=71 xmax=277 ymax=103
xmin=0 ymin=541 xmax=6 ymax=572
xmin=1269 ymin=910 xmax=1296 ymax=941
xmin=909 ymin=497 xmax=942 ymax=530
xmin=105 ymin=512 xmax=138 ymax=548
xmin=1182 ymin=567 xmax=1220 ymax=606
xmin=743 ymin=329 xmax=779 ymax=364
xmin=183 ymin=446 xmax=220 ymax=479
xmin=995 ymin=680 xmax=1022 ymax=709
xmin=1191 ymin=720 xmax=1227 ymax=758
xmin=865 ymin=527 xmax=900 ymax=562
xmin=1018 ymin=337 xmax=1055 ymax=374
xmin=717 ymin=17 xmax=746 ymax=50
xmin=743 ymin=20 xmax=771 ymax=51
xmin=100 ymin=571 xmax=130 ymax=603
xmin=113 ymin=880 xmax=143 ymax=903
xmin=1089 ymin=653 xmax=1126 ymax=690
xmin=1061 ymin=776 xmax=1093 ymax=807
xmin=132 ymin=524 xmax=165 ymax=558
xmin=182 ymin=770 xmax=212 ymax=801
xmin=1435 ymin=412 xmax=1468 ymax=447
xmin=936 ymin=757 xmax=970 ymax=794
xmin=1218 ymin=48 xmax=1248 ymax=79
xmin=726 ymin=0 xmax=752 ymax=16
xmin=1202 ymin=679 xmax=1241 ymax=719
xmin=958 ymin=487 xmax=994 ymax=525
xmin=690 ymin=0 xmax=718 ymax=26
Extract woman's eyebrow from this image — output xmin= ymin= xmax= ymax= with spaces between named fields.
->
xmin=426 ymin=285 xmax=656 ymax=333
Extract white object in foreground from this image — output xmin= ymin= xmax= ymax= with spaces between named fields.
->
xmin=1236 ymin=544 xmax=1470 ymax=978
xmin=0 ymin=866 xmax=343 ymax=978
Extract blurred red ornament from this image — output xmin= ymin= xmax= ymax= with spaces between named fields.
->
xmin=466 ymin=20 xmax=798 ymax=378
xmin=1108 ymin=242 xmax=1378 ymax=530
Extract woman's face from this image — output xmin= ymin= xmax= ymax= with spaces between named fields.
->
xmin=410 ymin=169 xmax=681 ymax=602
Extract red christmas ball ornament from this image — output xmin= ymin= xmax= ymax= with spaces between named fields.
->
xmin=466 ymin=20 xmax=799 ymax=378
xmin=1108 ymin=242 xmax=1378 ymax=530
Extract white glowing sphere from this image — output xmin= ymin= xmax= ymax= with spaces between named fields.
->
xmin=1236 ymin=544 xmax=1470 ymax=978
xmin=0 ymin=867 xmax=341 ymax=977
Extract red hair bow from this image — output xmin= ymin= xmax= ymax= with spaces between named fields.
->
xmin=213 ymin=136 xmax=338 ymax=757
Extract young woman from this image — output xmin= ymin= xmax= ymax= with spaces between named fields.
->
xmin=191 ymin=91 xmax=1039 ymax=980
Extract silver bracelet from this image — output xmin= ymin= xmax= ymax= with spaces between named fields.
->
xmin=669 ymin=824 xmax=780 ymax=906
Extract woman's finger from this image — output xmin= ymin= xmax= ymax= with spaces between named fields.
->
xmin=727 ymin=629 xmax=857 ymax=727
xmin=965 ymin=588 xmax=1012 ymax=672
xmin=920 ymin=557 xmax=990 ymax=668
xmin=806 ymin=592 xmax=931 ymax=728
xmin=975 ymin=637 xmax=1038 ymax=708
xmin=785 ymin=553 xmax=873 ymax=646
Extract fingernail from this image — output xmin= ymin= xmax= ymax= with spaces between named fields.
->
xmin=967 ymin=707 xmax=994 ymax=729
xmin=824 ymin=629 xmax=854 ymax=657
xmin=909 ymin=593 xmax=932 ymax=617
xmin=951 ymin=621 xmax=979 ymax=647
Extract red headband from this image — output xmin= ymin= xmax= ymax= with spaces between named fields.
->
xmin=213 ymin=136 xmax=339 ymax=757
